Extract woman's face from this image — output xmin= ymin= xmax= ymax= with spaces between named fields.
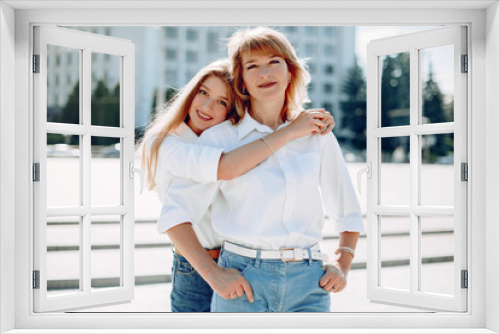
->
xmin=187 ymin=75 xmax=231 ymax=136
xmin=241 ymin=50 xmax=291 ymax=103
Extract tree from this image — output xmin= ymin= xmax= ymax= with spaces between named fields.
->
xmin=90 ymin=80 xmax=120 ymax=146
xmin=422 ymin=64 xmax=452 ymax=161
xmin=340 ymin=60 xmax=367 ymax=151
xmin=380 ymin=53 xmax=410 ymax=155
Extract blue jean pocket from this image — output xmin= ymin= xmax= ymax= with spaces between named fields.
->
xmin=174 ymin=256 xmax=196 ymax=276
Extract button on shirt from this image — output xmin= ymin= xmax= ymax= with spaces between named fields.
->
xmin=155 ymin=122 xmax=224 ymax=249
xmin=161 ymin=112 xmax=365 ymax=250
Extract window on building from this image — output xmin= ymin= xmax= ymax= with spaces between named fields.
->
xmin=306 ymin=43 xmax=316 ymax=54
xmin=324 ymin=45 xmax=335 ymax=56
xmin=325 ymin=64 xmax=335 ymax=74
xmin=186 ymin=50 xmax=198 ymax=63
xmin=166 ymin=49 xmax=177 ymax=60
xmin=308 ymin=63 xmax=315 ymax=74
xmin=324 ymin=83 xmax=333 ymax=93
xmin=305 ymin=26 xmax=317 ymax=35
xmin=165 ymin=27 xmax=178 ymax=38
xmin=166 ymin=69 xmax=177 ymax=84
xmin=308 ymin=82 xmax=314 ymax=94
xmin=207 ymin=31 xmax=219 ymax=52
xmin=187 ymin=29 xmax=198 ymax=41
xmin=324 ymin=26 xmax=336 ymax=36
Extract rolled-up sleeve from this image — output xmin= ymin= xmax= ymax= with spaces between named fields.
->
xmin=156 ymin=177 xmax=220 ymax=233
xmin=156 ymin=129 xmax=227 ymax=234
xmin=158 ymin=135 xmax=224 ymax=184
xmin=320 ymin=133 xmax=365 ymax=234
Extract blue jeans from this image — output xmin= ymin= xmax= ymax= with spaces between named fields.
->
xmin=170 ymin=252 xmax=215 ymax=312
xmin=211 ymin=249 xmax=331 ymax=312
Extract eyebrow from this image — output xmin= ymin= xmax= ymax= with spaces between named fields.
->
xmin=243 ymin=54 xmax=279 ymax=66
xmin=200 ymin=83 xmax=229 ymax=101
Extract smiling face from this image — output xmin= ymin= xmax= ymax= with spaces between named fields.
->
xmin=187 ymin=75 xmax=231 ymax=136
xmin=241 ymin=51 xmax=291 ymax=104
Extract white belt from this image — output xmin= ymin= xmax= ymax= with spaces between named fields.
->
xmin=223 ymin=241 xmax=325 ymax=262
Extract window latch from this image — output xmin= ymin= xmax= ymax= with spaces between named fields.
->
xmin=357 ymin=161 xmax=372 ymax=194
xmin=129 ymin=161 xmax=144 ymax=194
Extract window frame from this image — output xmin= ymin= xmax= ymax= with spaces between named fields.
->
xmin=1 ymin=2 xmax=498 ymax=333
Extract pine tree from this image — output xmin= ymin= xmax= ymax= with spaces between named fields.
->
xmin=340 ymin=60 xmax=367 ymax=151
xmin=422 ymin=64 xmax=452 ymax=161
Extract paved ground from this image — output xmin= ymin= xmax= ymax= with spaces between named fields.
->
xmin=45 ymin=160 xmax=456 ymax=313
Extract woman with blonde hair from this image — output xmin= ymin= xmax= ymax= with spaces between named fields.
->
xmin=161 ymin=27 xmax=364 ymax=312
xmin=138 ymin=58 xmax=334 ymax=312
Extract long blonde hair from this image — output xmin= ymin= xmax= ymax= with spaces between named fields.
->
xmin=226 ymin=26 xmax=311 ymax=124
xmin=137 ymin=59 xmax=235 ymax=191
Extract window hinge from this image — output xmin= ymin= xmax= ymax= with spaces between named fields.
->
xmin=461 ymin=270 xmax=468 ymax=289
xmin=33 ymin=270 xmax=40 ymax=289
xmin=461 ymin=162 xmax=468 ymax=181
xmin=461 ymin=54 xmax=468 ymax=73
xmin=33 ymin=54 xmax=40 ymax=73
xmin=33 ymin=163 xmax=40 ymax=182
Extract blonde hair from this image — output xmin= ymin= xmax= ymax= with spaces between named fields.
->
xmin=227 ymin=26 xmax=311 ymax=124
xmin=137 ymin=59 xmax=235 ymax=191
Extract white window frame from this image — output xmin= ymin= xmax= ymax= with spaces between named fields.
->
xmin=366 ymin=26 xmax=468 ymax=312
xmin=1 ymin=1 xmax=499 ymax=333
xmin=33 ymin=25 xmax=136 ymax=312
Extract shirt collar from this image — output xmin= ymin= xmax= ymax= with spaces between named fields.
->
xmin=237 ymin=108 xmax=291 ymax=140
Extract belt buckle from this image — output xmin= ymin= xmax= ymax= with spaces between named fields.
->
xmin=280 ymin=248 xmax=302 ymax=262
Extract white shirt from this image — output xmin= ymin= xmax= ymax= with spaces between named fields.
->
xmin=155 ymin=122 xmax=224 ymax=249
xmin=161 ymin=112 xmax=365 ymax=250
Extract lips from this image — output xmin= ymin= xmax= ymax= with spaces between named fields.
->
xmin=197 ymin=110 xmax=212 ymax=121
xmin=258 ymin=81 xmax=277 ymax=88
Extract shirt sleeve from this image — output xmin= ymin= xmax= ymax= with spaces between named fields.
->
xmin=157 ymin=135 xmax=224 ymax=184
xmin=320 ymin=133 xmax=365 ymax=234
xmin=156 ymin=128 xmax=228 ymax=234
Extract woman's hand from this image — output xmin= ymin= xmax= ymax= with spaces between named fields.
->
xmin=319 ymin=263 xmax=348 ymax=293
xmin=287 ymin=108 xmax=335 ymax=140
xmin=319 ymin=248 xmax=354 ymax=293
xmin=205 ymin=266 xmax=254 ymax=303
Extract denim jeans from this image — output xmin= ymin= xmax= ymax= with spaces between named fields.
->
xmin=170 ymin=252 xmax=215 ymax=312
xmin=211 ymin=249 xmax=331 ymax=312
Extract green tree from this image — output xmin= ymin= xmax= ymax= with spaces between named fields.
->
xmin=422 ymin=64 xmax=452 ymax=161
xmin=380 ymin=53 xmax=410 ymax=155
xmin=90 ymin=80 xmax=120 ymax=146
xmin=340 ymin=60 xmax=366 ymax=151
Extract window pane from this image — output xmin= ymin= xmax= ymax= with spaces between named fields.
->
xmin=47 ymin=45 xmax=80 ymax=124
xmin=420 ymin=133 xmax=454 ymax=206
xmin=46 ymin=134 xmax=80 ymax=207
xmin=91 ymin=137 xmax=121 ymax=207
xmin=46 ymin=216 xmax=80 ymax=296
xmin=380 ymin=137 xmax=410 ymax=206
xmin=381 ymin=52 xmax=410 ymax=127
xmin=420 ymin=216 xmax=454 ymax=296
xmin=91 ymin=215 xmax=122 ymax=290
xmin=91 ymin=53 xmax=121 ymax=127
xmin=421 ymin=44 xmax=454 ymax=124
xmin=380 ymin=215 xmax=411 ymax=291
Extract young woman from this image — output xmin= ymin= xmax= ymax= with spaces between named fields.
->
xmin=138 ymin=59 xmax=334 ymax=312
xmin=161 ymin=27 xmax=364 ymax=312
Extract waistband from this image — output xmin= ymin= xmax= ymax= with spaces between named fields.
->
xmin=222 ymin=241 xmax=325 ymax=263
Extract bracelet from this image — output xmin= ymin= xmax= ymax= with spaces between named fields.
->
xmin=336 ymin=246 xmax=355 ymax=258
xmin=260 ymin=137 xmax=275 ymax=154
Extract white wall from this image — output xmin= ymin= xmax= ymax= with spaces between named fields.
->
xmin=485 ymin=2 xmax=500 ymax=333
xmin=0 ymin=2 xmax=16 ymax=333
